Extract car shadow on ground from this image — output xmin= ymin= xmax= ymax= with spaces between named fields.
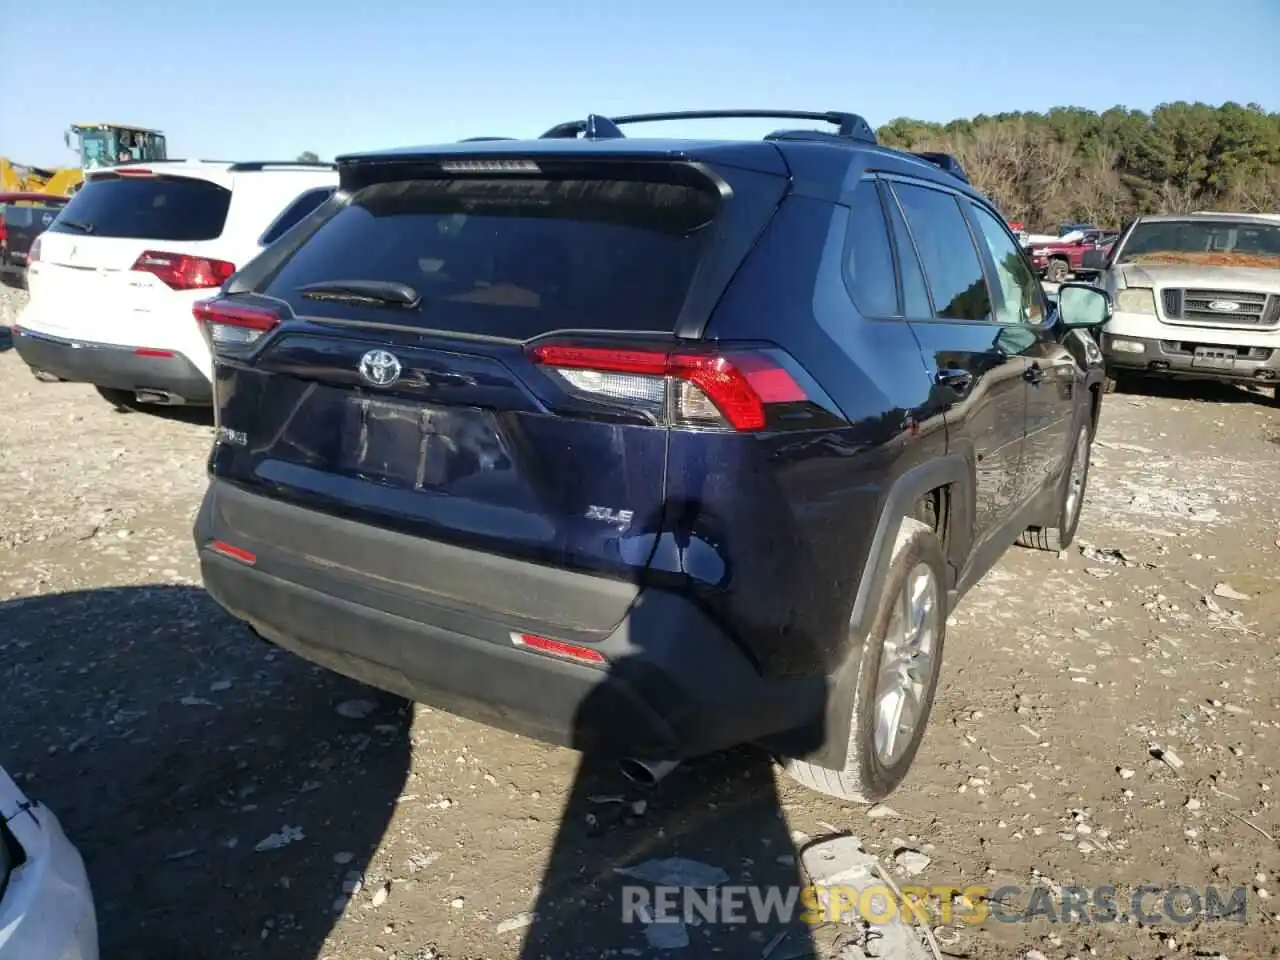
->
xmin=517 ymin=747 xmax=832 ymax=959
xmin=1114 ymin=374 xmax=1274 ymax=405
xmin=517 ymin=584 xmax=834 ymax=959
xmin=0 ymin=585 xmax=411 ymax=959
xmin=101 ymin=397 xmax=216 ymax=426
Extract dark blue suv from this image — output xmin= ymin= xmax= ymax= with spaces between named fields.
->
xmin=193 ymin=110 xmax=1111 ymax=802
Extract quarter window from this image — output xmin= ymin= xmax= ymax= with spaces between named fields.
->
xmin=844 ymin=180 xmax=898 ymax=317
xmin=890 ymin=182 xmax=992 ymax=323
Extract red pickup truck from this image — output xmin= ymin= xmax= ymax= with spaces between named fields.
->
xmin=1027 ymin=230 xmax=1118 ymax=283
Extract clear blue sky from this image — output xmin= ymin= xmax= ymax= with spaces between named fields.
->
xmin=2 ymin=0 xmax=1277 ymax=166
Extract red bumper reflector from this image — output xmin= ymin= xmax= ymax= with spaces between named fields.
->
xmin=209 ymin=540 xmax=256 ymax=565
xmin=134 ymin=347 xmax=175 ymax=358
xmin=510 ymin=632 xmax=605 ymax=665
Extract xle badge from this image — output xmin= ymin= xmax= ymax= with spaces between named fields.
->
xmin=585 ymin=506 xmax=634 ymax=529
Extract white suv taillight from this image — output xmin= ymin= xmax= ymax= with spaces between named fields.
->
xmin=133 ymin=251 xmax=235 ymax=290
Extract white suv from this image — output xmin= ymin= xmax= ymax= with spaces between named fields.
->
xmin=11 ymin=161 xmax=337 ymax=407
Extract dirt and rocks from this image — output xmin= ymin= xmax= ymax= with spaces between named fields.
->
xmin=2 ymin=281 xmax=1279 ymax=960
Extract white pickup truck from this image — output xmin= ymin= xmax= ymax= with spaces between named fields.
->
xmin=1085 ymin=212 xmax=1280 ymax=396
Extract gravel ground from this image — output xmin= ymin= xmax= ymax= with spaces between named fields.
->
xmin=2 ymin=282 xmax=1279 ymax=960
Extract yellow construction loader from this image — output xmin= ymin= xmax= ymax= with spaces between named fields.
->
xmin=0 ymin=123 xmax=168 ymax=196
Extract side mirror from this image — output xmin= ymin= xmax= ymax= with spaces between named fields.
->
xmin=1058 ymin=282 xmax=1112 ymax=328
xmin=1081 ymin=249 xmax=1107 ymax=272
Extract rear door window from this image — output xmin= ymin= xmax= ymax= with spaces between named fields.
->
xmin=882 ymin=191 xmax=934 ymax=318
xmin=260 ymin=175 xmax=720 ymax=338
xmin=259 ymin=187 xmax=335 ymax=246
xmin=890 ymin=182 xmax=992 ymax=323
xmin=46 ymin=175 xmax=231 ymax=241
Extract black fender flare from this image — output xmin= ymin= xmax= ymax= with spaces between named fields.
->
xmin=807 ymin=453 xmax=972 ymax=771
xmin=849 ymin=454 xmax=970 ymax=637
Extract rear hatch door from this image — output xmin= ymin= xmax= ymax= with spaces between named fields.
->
xmin=207 ymin=144 xmax=789 ymax=637
xmin=27 ymin=170 xmax=232 ymax=341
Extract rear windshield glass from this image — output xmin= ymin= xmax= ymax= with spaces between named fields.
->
xmin=47 ymin=175 xmax=231 ymax=241
xmin=261 ymin=176 xmax=720 ymax=337
xmin=2 ymin=204 xmax=63 ymax=229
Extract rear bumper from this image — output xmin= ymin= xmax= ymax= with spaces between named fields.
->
xmin=194 ymin=480 xmax=821 ymax=759
xmin=11 ymin=327 xmax=212 ymax=403
xmin=1101 ymin=331 xmax=1280 ymax=384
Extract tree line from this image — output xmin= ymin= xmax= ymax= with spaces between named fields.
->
xmin=876 ymin=102 xmax=1280 ymax=231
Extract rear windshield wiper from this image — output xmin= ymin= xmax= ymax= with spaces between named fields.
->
xmin=59 ymin=219 xmax=94 ymax=234
xmin=297 ymin=280 xmax=421 ymax=310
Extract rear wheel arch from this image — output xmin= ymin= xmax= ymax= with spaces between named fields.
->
xmin=792 ymin=455 xmax=970 ymax=773
xmin=784 ymin=515 xmax=949 ymax=800
xmin=848 ymin=457 xmax=969 ymax=635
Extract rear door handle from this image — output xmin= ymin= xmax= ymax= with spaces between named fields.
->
xmin=935 ymin=369 xmax=974 ymax=393
xmin=1024 ymin=363 xmax=1045 ymax=384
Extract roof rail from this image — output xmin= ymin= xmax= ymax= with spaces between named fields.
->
xmin=911 ymin=152 xmax=969 ymax=183
xmin=540 ymin=110 xmax=878 ymax=144
xmin=458 ymin=137 xmax=518 ymax=142
xmin=227 ymin=161 xmax=337 ymax=172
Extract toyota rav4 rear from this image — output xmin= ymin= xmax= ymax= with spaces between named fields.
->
xmin=195 ymin=132 xmax=865 ymax=761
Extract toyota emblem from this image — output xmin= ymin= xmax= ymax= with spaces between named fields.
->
xmin=359 ymin=349 xmax=402 ymax=387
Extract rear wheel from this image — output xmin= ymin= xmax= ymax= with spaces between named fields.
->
xmin=784 ymin=518 xmax=946 ymax=803
xmin=1103 ymin=370 xmax=1137 ymax=394
xmin=1046 ymin=258 xmax=1070 ymax=284
xmin=1018 ymin=418 xmax=1092 ymax=552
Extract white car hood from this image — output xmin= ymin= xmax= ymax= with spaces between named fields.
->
xmin=1117 ymin=262 xmax=1280 ymax=291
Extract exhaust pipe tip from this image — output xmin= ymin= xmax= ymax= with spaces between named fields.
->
xmin=135 ymin=389 xmax=185 ymax=406
xmin=619 ymin=757 xmax=680 ymax=787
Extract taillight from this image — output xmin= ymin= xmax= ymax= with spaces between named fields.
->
xmin=0 ymin=221 xmax=7 ymax=246
xmin=530 ymin=343 xmax=810 ymax=432
xmin=132 ymin=250 xmax=235 ymax=291
xmin=193 ymin=298 xmax=282 ymax=351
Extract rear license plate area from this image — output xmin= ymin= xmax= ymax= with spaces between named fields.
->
xmin=1191 ymin=348 xmax=1236 ymax=370
xmin=340 ymin=397 xmax=437 ymax=489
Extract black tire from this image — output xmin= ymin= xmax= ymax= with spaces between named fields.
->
xmin=1046 ymin=259 xmax=1070 ymax=284
xmin=1103 ymin=370 xmax=1136 ymax=395
xmin=1018 ymin=418 xmax=1093 ymax=552
xmin=784 ymin=518 xmax=947 ymax=803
